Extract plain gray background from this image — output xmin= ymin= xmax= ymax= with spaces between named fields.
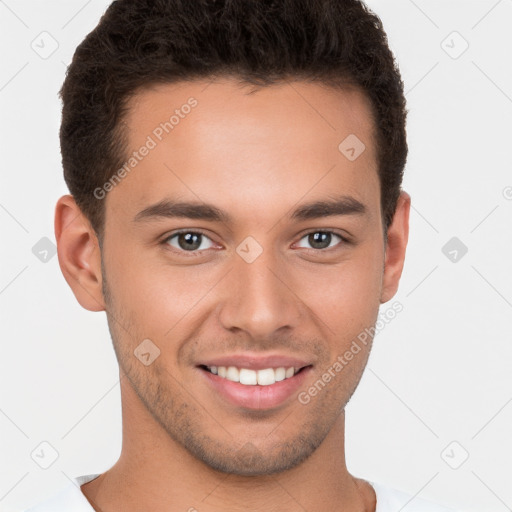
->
xmin=1 ymin=1 xmax=511 ymax=510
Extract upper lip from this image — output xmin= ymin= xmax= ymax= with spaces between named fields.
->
xmin=197 ymin=353 xmax=313 ymax=371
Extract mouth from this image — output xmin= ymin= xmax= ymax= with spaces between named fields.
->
xmin=200 ymin=364 xmax=306 ymax=386
xmin=197 ymin=362 xmax=313 ymax=410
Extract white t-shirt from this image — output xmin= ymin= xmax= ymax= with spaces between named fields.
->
xmin=23 ymin=473 xmax=460 ymax=511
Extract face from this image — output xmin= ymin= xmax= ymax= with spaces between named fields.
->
xmin=62 ymin=78 xmax=409 ymax=476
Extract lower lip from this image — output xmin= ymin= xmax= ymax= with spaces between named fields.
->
xmin=199 ymin=367 xmax=312 ymax=410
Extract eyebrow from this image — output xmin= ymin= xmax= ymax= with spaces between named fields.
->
xmin=133 ymin=195 xmax=368 ymax=224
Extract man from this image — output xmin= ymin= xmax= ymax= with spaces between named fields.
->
xmin=24 ymin=0 xmax=460 ymax=510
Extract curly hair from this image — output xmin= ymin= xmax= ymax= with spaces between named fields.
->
xmin=59 ymin=0 xmax=408 ymax=240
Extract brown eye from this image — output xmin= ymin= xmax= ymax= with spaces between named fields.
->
xmin=165 ymin=231 xmax=214 ymax=252
xmin=296 ymin=231 xmax=344 ymax=250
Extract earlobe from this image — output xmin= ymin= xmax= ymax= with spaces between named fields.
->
xmin=54 ymin=194 xmax=106 ymax=312
xmin=380 ymin=191 xmax=411 ymax=304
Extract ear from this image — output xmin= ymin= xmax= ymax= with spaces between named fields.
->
xmin=54 ymin=194 xmax=105 ymax=312
xmin=380 ymin=191 xmax=411 ymax=304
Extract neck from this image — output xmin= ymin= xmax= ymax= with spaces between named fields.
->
xmin=81 ymin=371 xmax=375 ymax=512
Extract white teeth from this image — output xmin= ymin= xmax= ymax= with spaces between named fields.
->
xmin=239 ymin=368 xmax=257 ymax=385
xmin=257 ymin=368 xmax=275 ymax=386
xmin=226 ymin=366 xmax=239 ymax=382
xmin=206 ymin=365 xmax=301 ymax=386
xmin=274 ymin=367 xmax=286 ymax=381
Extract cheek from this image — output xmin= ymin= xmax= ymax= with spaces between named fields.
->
xmin=297 ymin=249 xmax=383 ymax=332
xmin=107 ymin=250 xmax=221 ymax=335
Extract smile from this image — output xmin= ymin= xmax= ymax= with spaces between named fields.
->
xmin=199 ymin=363 xmax=312 ymax=410
xmin=204 ymin=365 xmax=300 ymax=386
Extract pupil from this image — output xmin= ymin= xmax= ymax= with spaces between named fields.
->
xmin=179 ymin=233 xmax=201 ymax=251
xmin=309 ymin=232 xmax=331 ymax=249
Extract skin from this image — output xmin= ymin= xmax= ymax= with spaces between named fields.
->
xmin=55 ymin=78 xmax=410 ymax=512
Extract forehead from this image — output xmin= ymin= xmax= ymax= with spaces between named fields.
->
xmin=108 ymin=78 xmax=380 ymax=225
xmin=125 ymin=78 xmax=376 ymax=156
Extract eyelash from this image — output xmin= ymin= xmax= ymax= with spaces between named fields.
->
xmin=160 ymin=229 xmax=351 ymax=257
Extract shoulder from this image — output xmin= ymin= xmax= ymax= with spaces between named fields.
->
xmin=21 ymin=474 xmax=100 ymax=512
xmin=371 ymin=481 xmax=461 ymax=512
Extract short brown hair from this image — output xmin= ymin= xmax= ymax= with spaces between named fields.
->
xmin=59 ymin=0 xmax=408 ymax=240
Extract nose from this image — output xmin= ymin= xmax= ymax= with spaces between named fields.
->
xmin=217 ymin=246 xmax=302 ymax=339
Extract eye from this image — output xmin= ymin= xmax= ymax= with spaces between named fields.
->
xmin=295 ymin=231 xmax=346 ymax=250
xmin=163 ymin=231 xmax=216 ymax=253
